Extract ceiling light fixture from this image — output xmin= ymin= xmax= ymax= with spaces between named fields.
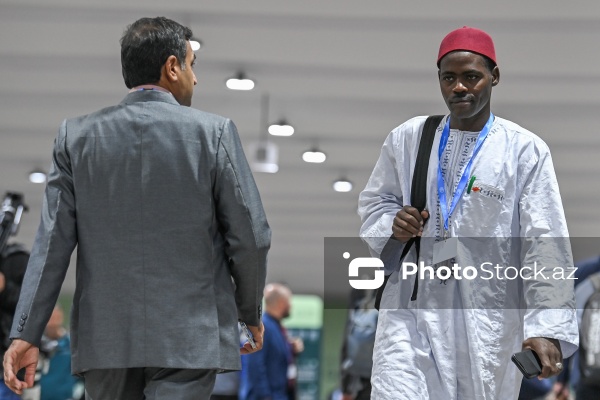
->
xmin=190 ymin=38 xmax=202 ymax=51
xmin=226 ymin=73 xmax=255 ymax=91
xmin=28 ymin=170 xmax=47 ymax=184
xmin=268 ymin=120 xmax=294 ymax=137
xmin=302 ymin=149 xmax=326 ymax=164
xmin=249 ymin=94 xmax=279 ymax=173
xmin=333 ymin=178 xmax=353 ymax=192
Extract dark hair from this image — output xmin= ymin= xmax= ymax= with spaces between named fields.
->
xmin=120 ymin=17 xmax=193 ymax=88
xmin=438 ymin=51 xmax=497 ymax=73
xmin=482 ymin=55 xmax=497 ymax=74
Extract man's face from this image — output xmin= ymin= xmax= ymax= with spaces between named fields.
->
xmin=438 ymin=51 xmax=499 ymax=128
xmin=172 ymin=41 xmax=197 ymax=106
xmin=281 ymin=296 xmax=291 ymax=319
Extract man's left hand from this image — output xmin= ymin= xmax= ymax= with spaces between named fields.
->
xmin=240 ymin=322 xmax=264 ymax=355
xmin=522 ymin=337 xmax=563 ymax=379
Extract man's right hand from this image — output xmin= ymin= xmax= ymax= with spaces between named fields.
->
xmin=522 ymin=337 xmax=563 ymax=379
xmin=0 ymin=272 xmax=5 ymax=293
xmin=392 ymin=206 xmax=429 ymax=243
xmin=240 ymin=321 xmax=264 ymax=355
xmin=2 ymin=339 xmax=39 ymax=395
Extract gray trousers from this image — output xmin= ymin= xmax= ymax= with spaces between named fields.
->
xmin=84 ymin=368 xmax=217 ymax=400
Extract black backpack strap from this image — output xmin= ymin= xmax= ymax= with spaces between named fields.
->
xmin=409 ymin=115 xmax=444 ymax=301
xmin=411 ymin=115 xmax=444 ymax=211
xmin=375 ymin=115 xmax=444 ymax=309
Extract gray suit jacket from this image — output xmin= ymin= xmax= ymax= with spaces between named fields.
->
xmin=10 ymin=90 xmax=270 ymax=373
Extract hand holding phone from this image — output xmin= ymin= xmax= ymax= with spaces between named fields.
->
xmin=239 ymin=321 xmax=256 ymax=350
xmin=511 ymin=349 xmax=542 ymax=379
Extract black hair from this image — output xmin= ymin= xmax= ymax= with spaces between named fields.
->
xmin=482 ymin=55 xmax=497 ymax=74
xmin=437 ymin=51 xmax=497 ymax=73
xmin=120 ymin=17 xmax=193 ymax=89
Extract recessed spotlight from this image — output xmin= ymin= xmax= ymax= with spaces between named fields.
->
xmin=253 ymin=163 xmax=279 ymax=173
xmin=268 ymin=121 xmax=294 ymax=137
xmin=333 ymin=179 xmax=353 ymax=192
xmin=302 ymin=150 xmax=326 ymax=163
xmin=226 ymin=73 xmax=255 ymax=91
xmin=190 ymin=38 xmax=202 ymax=51
xmin=28 ymin=170 xmax=47 ymax=184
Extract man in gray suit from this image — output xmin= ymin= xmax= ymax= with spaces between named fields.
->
xmin=2 ymin=17 xmax=270 ymax=400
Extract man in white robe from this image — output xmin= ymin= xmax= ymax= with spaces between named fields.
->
xmin=358 ymin=26 xmax=578 ymax=400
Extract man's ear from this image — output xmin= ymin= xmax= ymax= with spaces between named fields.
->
xmin=162 ymin=55 xmax=180 ymax=83
xmin=491 ymin=66 xmax=500 ymax=86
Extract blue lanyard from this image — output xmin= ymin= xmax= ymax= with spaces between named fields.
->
xmin=437 ymin=113 xmax=494 ymax=231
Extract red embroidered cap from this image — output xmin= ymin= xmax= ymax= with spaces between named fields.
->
xmin=437 ymin=26 xmax=496 ymax=66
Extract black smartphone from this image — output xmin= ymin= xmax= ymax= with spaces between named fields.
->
xmin=511 ymin=349 xmax=542 ymax=379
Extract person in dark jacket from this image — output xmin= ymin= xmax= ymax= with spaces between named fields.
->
xmin=0 ymin=244 xmax=29 ymax=400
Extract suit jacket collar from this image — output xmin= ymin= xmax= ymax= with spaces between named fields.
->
xmin=120 ymin=89 xmax=181 ymax=106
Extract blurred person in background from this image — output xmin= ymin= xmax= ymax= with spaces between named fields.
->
xmin=572 ymin=257 xmax=600 ymax=399
xmin=518 ymin=255 xmax=600 ymax=400
xmin=0 ymin=192 xmax=29 ymax=400
xmin=3 ymin=16 xmax=269 ymax=400
xmin=39 ymin=305 xmax=83 ymax=400
xmin=0 ymin=244 xmax=29 ymax=400
xmin=339 ymin=288 xmax=377 ymax=400
xmin=239 ymin=284 xmax=303 ymax=400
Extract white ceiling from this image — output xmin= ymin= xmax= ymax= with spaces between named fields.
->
xmin=1 ymin=0 xmax=600 ymax=297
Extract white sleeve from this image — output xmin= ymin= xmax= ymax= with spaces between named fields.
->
xmin=519 ymin=147 xmax=578 ymax=358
